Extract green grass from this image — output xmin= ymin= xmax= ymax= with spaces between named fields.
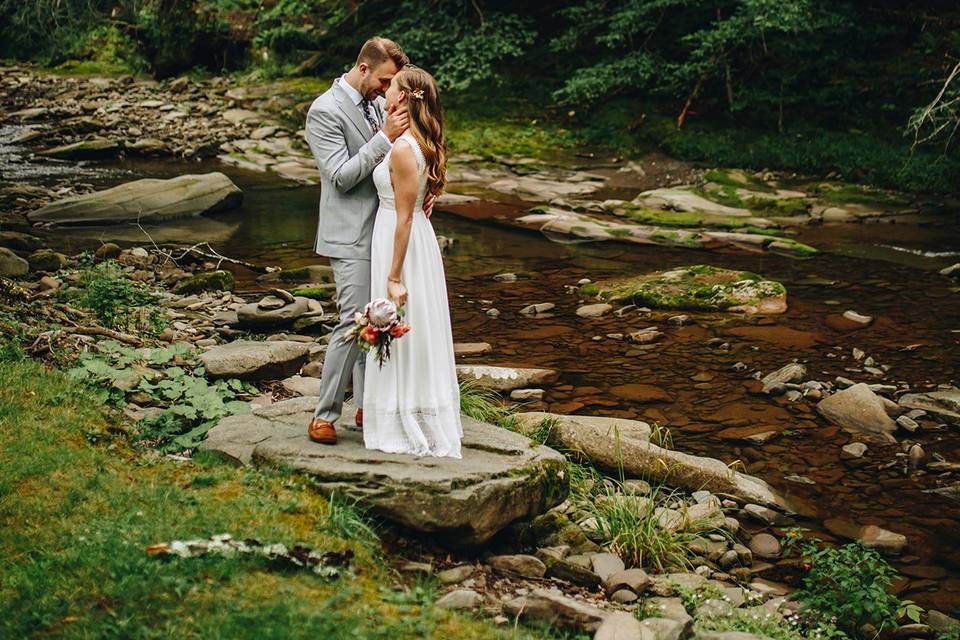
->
xmin=0 ymin=358 xmax=561 ymax=639
xmin=458 ymin=379 xmax=513 ymax=425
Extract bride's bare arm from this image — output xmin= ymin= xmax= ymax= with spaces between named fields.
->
xmin=387 ymin=141 xmax=418 ymax=306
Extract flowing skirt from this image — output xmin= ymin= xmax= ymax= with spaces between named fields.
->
xmin=363 ymin=206 xmax=463 ymax=458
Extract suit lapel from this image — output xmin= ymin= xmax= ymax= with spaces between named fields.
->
xmin=333 ymin=81 xmax=372 ymax=142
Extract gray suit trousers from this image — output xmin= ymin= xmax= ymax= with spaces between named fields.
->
xmin=313 ymin=257 xmax=370 ymax=422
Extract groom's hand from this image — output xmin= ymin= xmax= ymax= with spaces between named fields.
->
xmin=384 ymin=104 xmax=408 ymax=142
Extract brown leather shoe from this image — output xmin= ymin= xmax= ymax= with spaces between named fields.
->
xmin=308 ymin=418 xmax=337 ymax=444
xmin=355 ymin=408 xmax=363 ymax=430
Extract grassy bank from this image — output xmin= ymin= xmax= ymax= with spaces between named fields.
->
xmin=0 ymin=356 xmax=565 ymax=640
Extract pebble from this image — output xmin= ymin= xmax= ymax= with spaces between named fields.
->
xmin=520 ymin=302 xmax=555 ymax=315
xmin=841 ymin=442 xmax=868 ymax=459
xmin=896 ymin=415 xmax=919 ymax=432
xmin=843 ymin=309 xmax=873 ymax=325
xmin=486 ymin=308 xmax=500 ymax=318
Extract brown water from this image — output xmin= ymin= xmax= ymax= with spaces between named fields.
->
xmin=16 ymin=155 xmax=960 ymax=611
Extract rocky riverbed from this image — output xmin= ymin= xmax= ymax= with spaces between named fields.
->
xmin=3 ymin=62 xmax=960 ymax=631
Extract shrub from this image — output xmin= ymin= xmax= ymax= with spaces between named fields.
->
xmin=66 ymin=261 xmax=166 ymax=334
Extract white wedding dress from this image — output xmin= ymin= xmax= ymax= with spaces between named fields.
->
xmin=362 ymin=132 xmax=463 ymax=458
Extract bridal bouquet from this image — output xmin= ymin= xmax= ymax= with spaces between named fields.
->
xmin=346 ymin=298 xmax=411 ymax=368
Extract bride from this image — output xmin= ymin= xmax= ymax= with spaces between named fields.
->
xmin=362 ymin=65 xmax=463 ymax=459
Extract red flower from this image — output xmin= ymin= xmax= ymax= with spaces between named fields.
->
xmin=389 ymin=323 xmax=411 ymax=338
xmin=360 ymin=325 xmax=381 ymax=344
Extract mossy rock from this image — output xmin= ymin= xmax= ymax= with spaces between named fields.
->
xmin=582 ymin=264 xmax=788 ymax=314
xmin=27 ymin=249 xmax=67 ymax=273
xmin=258 ymin=264 xmax=335 ymax=285
xmin=173 ymin=270 xmax=235 ymax=294
xmin=291 ymin=284 xmax=337 ymax=301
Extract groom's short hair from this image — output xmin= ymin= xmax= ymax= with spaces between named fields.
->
xmin=357 ymin=36 xmax=409 ymax=70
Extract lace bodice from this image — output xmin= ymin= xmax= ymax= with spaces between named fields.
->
xmin=373 ymin=131 xmax=427 ymax=212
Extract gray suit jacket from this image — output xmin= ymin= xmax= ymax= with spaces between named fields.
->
xmin=305 ymin=79 xmax=391 ymax=260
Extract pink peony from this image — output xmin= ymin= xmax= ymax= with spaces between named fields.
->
xmin=365 ymin=298 xmax=398 ymax=328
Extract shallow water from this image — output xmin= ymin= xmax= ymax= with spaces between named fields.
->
xmin=13 ymin=153 xmax=960 ymax=609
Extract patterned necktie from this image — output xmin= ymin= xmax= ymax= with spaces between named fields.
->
xmin=359 ymin=98 xmax=380 ymax=134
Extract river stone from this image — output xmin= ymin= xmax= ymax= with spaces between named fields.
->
xmin=0 ymin=247 xmax=29 ymax=276
xmin=639 ymin=617 xmax=690 ymax=640
xmin=595 ymin=612 xmax=655 ymax=640
xmin=236 ymin=296 xmax=311 ymax=328
xmin=761 ymin=363 xmax=806 ymax=392
xmin=26 ymin=249 xmax=67 ymax=272
xmin=199 ymin=340 xmax=309 ymax=380
xmin=490 ymin=554 xmax=547 ymax=578
xmin=515 ymin=412 xmax=791 ymax=510
xmin=604 ymin=568 xmax=651 ymax=596
xmin=841 ymin=442 xmax=868 ymax=459
xmin=816 ymin=383 xmax=897 ymax=441
xmin=748 ymin=533 xmax=782 ymax=559
xmin=645 ymin=598 xmax=692 ymax=625
xmin=437 ymin=565 xmax=475 ymax=585
xmin=591 ymin=552 xmax=626 ymax=581
xmin=859 ymin=524 xmax=907 ymax=554
xmin=435 ymin=589 xmax=482 ymax=610
xmin=28 ymin=172 xmax=242 ymax=225
xmin=172 ymin=270 xmax=235 ymax=294
xmin=503 ymin=589 xmax=608 ymax=632
xmin=583 ymin=265 xmax=787 ymax=314
xmin=576 ymin=303 xmax=613 ymax=318
xmin=898 ymin=388 xmax=960 ymax=425
xmin=456 ymin=365 xmax=560 ymax=392
xmin=200 ymin=397 xmax=567 ymax=546
xmin=546 ymin=558 xmax=603 ymax=587
xmin=38 ymin=137 xmax=119 ymax=160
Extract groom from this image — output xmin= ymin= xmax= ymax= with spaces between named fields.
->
xmin=304 ymin=37 xmax=411 ymax=445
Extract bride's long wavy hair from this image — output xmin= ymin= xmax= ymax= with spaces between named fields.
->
xmin=395 ymin=65 xmax=447 ymax=197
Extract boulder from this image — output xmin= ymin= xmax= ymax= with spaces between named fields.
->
xmin=859 ymin=524 xmax=907 ymax=554
xmin=632 ymin=188 xmax=754 ymax=218
xmin=0 ymin=231 xmax=43 ymax=252
xmin=816 ymin=383 xmax=897 ymax=441
xmin=0 ymin=247 xmax=29 ymax=277
xmin=582 ymin=265 xmax=787 ymax=314
xmin=200 ymin=397 xmax=568 ymax=546
xmin=603 ymin=568 xmax=651 ymax=596
xmin=514 ymin=412 xmax=791 ymax=511
xmin=456 ymin=365 xmax=560 ymax=392
xmin=172 ymin=270 xmax=235 ymax=294
xmin=490 ymin=554 xmax=547 ymax=578
xmin=761 ymin=363 xmax=806 ymax=392
xmin=27 ymin=249 xmax=67 ymax=273
xmin=199 ymin=340 xmax=310 ymax=380
xmin=28 ymin=173 xmax=242 ymax=225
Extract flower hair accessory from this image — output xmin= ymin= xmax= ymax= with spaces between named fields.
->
xmin=409 ymin=88 xmax=424 ymax=100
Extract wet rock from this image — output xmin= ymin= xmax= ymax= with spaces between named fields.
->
xmin=816 ymin=383 xmax=897 ymax=441
xmin=456 ymin=365 xmax=560 ymax=392
xmin=503 ymin=589 xmax=607 ymax=632
xmin=0 ymin=247 xmax=29 ymax=277
xmin=39 ymin=137 xmax=119 ymax=160
xmin=940 ymin=263 xmax=960 ymax=277
xmin=454 ymin=342 xmax=492 ymax=356
xmin=841 ymin=442 xmax=868 ymax=459
xmin=29 ymin=173 xmax=242 ymax=225
xmin=898 ymin=388 xmax=960 ymax=426
xmin=258 ymin=264 xmax=335 ymax=285
xmin=842 ymin=310 xmax=873 ymax=326
xmin=199 ymin=340 xmax=309 ymax=380
xmin=515 ymin=412 xmax=790 ymax=510
xmin=609 ymin=383 xmax=672 ymax=403
xmin=577 ymin=303 xmax=614 ymax=318
xmin=202 ymin=397 xmax=567 ymax=545
xmin=628 ymin=328 xmax=665 ymax=344
xmin=761 ymin=363 xmax=806 ymax=392
xmin=595 ymin=612 xmax=655 ymax=640
xmin=436 ymin=589 xmax=482 ymax=610
xmin=521 ymin=302 xmax=556 ymax=316
xmin=859 ymin=524 xmax=907 ymax=554
xmin=172 ymin=270 xmax=235 ymax=294
xmin=584 ymin=265 xmax=787 ymax=314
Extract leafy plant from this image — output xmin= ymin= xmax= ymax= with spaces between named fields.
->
xmin=694 ymin=605 xmax=845 ymax=640
xmin=781 ymin=528 xmax=916 ymax=638
xmin=65 ymin=261 xmax=166 ymax=335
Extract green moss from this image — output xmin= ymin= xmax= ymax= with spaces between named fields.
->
xmin=746 ymin=196 xmax=809 ymax=215
xmin=593 ymin=264 xmax=787 ymax=312
xmin=650 ymin=230 xmax=702 ymax=248
xmin=290 ymin=285 xmax=336 ymax=301
xmin=766 ymin=237 xmax=819 ymax=257
xmin=704 ymin=168 xmax=776 ymax=193
xmin=806 ymin=182 xmax=911 ymax=209
xmin=579 ymin=283 xmax=600 ymax=296
xmin=173 ymin=270 xmax=235 ymax=294
xmin=609 ymin=227 xmax=633 ymax=237
xmin=623 ymin=206 xmax=753 ymax=229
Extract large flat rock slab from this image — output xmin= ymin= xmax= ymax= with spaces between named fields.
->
xmin=201 ymin=397 xmax=569 ymax=546
xmin=28 ymin=172 xmax=242 ymax=225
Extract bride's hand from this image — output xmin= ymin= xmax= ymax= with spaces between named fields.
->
xmin=423 ymin=192 xmax=436 ymax=219
xmin=388 ymin=280 xmax=407 ymax=307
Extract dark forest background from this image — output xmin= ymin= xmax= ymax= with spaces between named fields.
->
xmin=2 ymin=0 xmax=959 ymax=192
